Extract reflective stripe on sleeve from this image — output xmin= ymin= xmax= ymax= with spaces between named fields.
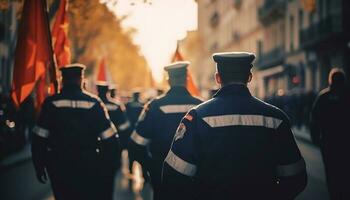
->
xmin=105 ymin=103 xmax=119 ymax=111
xmin=165 ymin=150 xmax=197 ymax=177
xmin=100 ymin=125 xmax=117 ymax=139
xmin=202 ymin=115 xmax=282 ymax=129
xmin=33 ymin=126 xmax=50 ymax=138
xmin=276 ymin=159 xmax=306 ymax=177
xmin=159 ymin=105 xmax=196 ymax=114
xmin=118 ymin=121 xmax=130 ymax=131
xmin=130 ymin=131 xmax=151 ymax=146
xmin=52 ymin=100 xmax=95 ymax=109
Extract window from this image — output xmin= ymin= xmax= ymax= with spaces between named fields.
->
xmin=210 ymin=12 xmax=220 ymax=28
xmin=299 ymin=9 xmax=304 ymax=31
xmin=325 ymin=0 xmax=330 ymax=17
xmin=319 ymin=0 xmax=324 ymax=19
xmin=308 ymin=11 xmax=316 ymax=25
xmin=232 ymin=31 xmax=240 ymax=42
xmin=290 ymin=15 xmax=295 ymax=51
xmin=233 ymin=0 xmax=242 ymax=9
xmin=210 ymin=42 xmax=218 ymax=52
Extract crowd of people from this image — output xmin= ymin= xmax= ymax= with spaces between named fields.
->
xmin=29 ymin=52 xmax=309 ymax=200
xmin=1 ymin=51 xmax=349 ymax=200
xmin=265 ymin=91 xmax=317 ymax=128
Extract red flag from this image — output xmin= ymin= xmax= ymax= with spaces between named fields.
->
xmin=171 ymin=44 xmax=184 ymax=62
xmin=11 ymin=0 xmax=56 ymax=109
xmin=97 ymin=58 xmax=107 ymax=85
xmin=96 ymin=57 xmax=114 ymax=86
xmin=171 ymin=44 xmax=200 ymax=97
xmin=52 ymin=0 xmax=71 ymax=68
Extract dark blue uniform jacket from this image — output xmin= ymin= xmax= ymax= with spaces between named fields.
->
xmin=162 ymin=84 xmax=307 ymax=200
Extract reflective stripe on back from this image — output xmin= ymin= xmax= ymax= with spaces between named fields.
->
xmin=202 ymin=114 xmax=282 ymax=129
xmin=52 ymin=100 xmax=95 ymax=109
xmin=159 ymin=104 xmax=196 ymax=114
xmin=165 ymin=150 xmax=197 ymax=177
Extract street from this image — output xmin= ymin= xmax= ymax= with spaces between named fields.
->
xmin=296 ymin=139 xmax=329 ymax=200
xmin=0 ymin=137 xmax=328 ymax=200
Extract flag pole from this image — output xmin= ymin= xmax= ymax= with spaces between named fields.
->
xmin=43 ymin=0 xmax=58 ymax=94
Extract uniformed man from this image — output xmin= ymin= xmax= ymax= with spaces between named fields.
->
xmin=125 ymin=91 xmax=146 ymax=179
xmin=128 ymin=61 xmax=202 ymax=200
xmin=126 ymin=91 xmax=144 ymax=131
xmin=96 ymin=83 xmax=132 ymax=150
xmin=310 ymin=68 xmax=350 ymax=200
xmin=162 ymin=52 xmax=307 ymax=200
xmin=31 ymin=64 xmax=121 ymax=200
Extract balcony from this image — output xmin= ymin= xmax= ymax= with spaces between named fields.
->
xmin=300 ymin=15 xmax=342 ymax=48
xmin=256 ymin=47 xmax=285 ymax=70
xmin=258 ymin=0 xmax=286 ymax=25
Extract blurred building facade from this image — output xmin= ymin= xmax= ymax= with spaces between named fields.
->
xmin=193 ymin=0 xmax=350 ymax=99
xmin=0 ymin=2 xmax=20 ymax=95
xmin=191 ymin=0 xmax=264 ymax=97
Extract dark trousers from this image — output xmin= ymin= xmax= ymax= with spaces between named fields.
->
xmin=48 ymin=170 xmax=116 ymax=200
xmin=321 ymin=147 xmax=350 ymax=200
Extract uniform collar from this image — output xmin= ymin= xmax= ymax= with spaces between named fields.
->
xmin=167 ymin=86 xmax=190 ymax=96
xmin=99 ymin=95 xmax=108 ymax=102
xmin=213 ymin=83 xmax=251 ymax=97
xmin=61 ymin=85 xmax=82 ymax=93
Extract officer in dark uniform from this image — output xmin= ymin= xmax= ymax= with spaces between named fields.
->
xmin=310 ymin=68 xmax=350 ymax=200
xmin=128 ymin=61 xmax=202 ymax=200
xmin=126 ymin=91 xmax=144 ymax=131
xmin=126 ymin=91 xmax=146 ymax=178
xmin=31 ymin=64 xmax=121 ymax=200
xmin=96 ymin=83 xmax=132 ymax=150
xmin=162 ymin=52 xmax=307 ymax=200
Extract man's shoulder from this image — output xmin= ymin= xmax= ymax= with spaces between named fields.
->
xmin=148 ymin=94 xmax=170 ymax=108
xmin=191 ymin=98 xmax=216 ymax=115
xmin=192 ymin=96 xmax=288 ymax=121
xmin=317 ymin=87 xmax=331 ymax=99
xmin=188 ymin=95 xmax=204 ymax=105
xmin=251 ymin=96 xmax=289 ymax=120
xmin=81 ymin=91 xmax=102 ymax=103
xmin=43 ymin=91 xmax=102 ymax=110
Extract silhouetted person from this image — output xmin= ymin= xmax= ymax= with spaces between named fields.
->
xmin=96 ymin=83 xmax=132 ymax=196
xmin=310 ymin=68 xmax=350 ymax=200
xmin=128 ymin=62 xmax=202 ymax=200
xmin=32 ymin=64 xmax=121 ymax=200
xmin=125 ymin=91 xmax=147 ymax=180
xmin=126 ymin=91 xmax=144 ymax=131
xmin=97 ymin=84 xmax=132 ymax=150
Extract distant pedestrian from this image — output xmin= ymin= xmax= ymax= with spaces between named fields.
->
xmin=128 ymin=62 xmax=202 ymax=200
xmin=126 ymin=91 xmax=144 ymax=131
xmin=162 ymin=52 xmax=307 ymax=200
xmin=96 ymin=82 xmax=132 ymax=193
xmin=125 ymin=91 xmax=147 ymax=180
xmin=97 ymin=83 xmax=132 ymax=150
xmin=32 ymin=64 xmax=121 ymax=200
xmin=310 ymin=68 xmax=350 ymax=200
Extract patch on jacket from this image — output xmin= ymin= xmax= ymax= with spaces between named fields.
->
xmin=184 ymin=113 xmax=193 ymax=121
xmin=174 ymin=123 xmax=186 ymax=141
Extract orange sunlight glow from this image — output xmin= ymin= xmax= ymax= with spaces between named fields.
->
xmin=103 ymin=0 xmax=198 ymax=82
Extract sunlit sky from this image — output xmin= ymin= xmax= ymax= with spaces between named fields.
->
xmin=104 ymin=0 xmax=198 ymax=82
